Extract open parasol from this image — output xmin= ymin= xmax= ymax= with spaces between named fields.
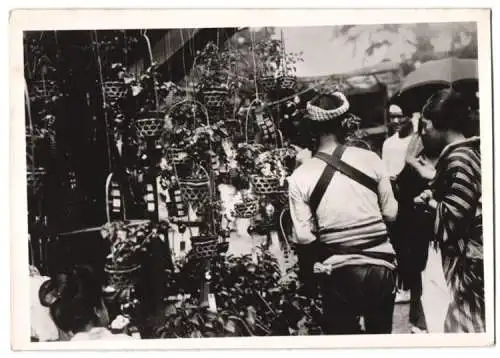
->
xmin=392 ymin=57 xmax=478 ymax=114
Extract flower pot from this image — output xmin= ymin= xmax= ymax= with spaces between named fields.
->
xmin=103 ymin=81 xmax=127 ymax=102
xmin=135 ymin=118 xmax=165 ymax=138
xmin=277 ymin=75 xmax=297 ymax=91
xmin=190 ymin=235 xmax=219 ymax=260
xmin=257 ymin=76 xmax=277 ymax=94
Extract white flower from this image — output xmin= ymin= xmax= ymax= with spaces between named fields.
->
xmin=131 ymin=85 xmax=143 ymax=96
xmin=111 ymin=315 xmax=130 ymax=330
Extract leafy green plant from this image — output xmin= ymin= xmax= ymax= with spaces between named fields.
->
xmin=150 ymin=247 xmax=324 ymax=338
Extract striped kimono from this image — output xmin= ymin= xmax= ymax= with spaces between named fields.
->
xmin=431 ymin=137 xmax=484 ymax=333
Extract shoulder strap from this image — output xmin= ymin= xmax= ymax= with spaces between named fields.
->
xmin=316 ymin=153 xmax=378 ymax=195
xmin=315 ymin=151 xmax=378 ymax=195
xmin=309 ymin=145 xmax=347 ymax=214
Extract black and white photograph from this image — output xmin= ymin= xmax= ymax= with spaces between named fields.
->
xmin=10 ymin=8 xmax=494 ymax=350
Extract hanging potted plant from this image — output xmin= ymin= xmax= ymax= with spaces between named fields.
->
xmin=194 ymin=42 xmax=231 ymax=116
xmin=228 ymin=142 xmax=264 ymax=219
xmin=276 ymin=50 xmax=303 ymax=92
xmin=131 ymin=62 xmax=167 ymax=139
xmin=254 ymin=39 xmax=282 ymax=95
xmin=100 ymin=220 xmax=158 ymax=290
xmin=102 ymin=62 xmax=132 ymax=104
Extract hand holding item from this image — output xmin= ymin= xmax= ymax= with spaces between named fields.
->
xmin=405 ymin=133 xmax=424 ymax=166
xmin=414 ymin=189 xmax=437 ymax=210
xmin=415 ymin=157 xmax=437 ymax=181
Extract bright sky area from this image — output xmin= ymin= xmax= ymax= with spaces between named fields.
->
xmin=264 ymin=24 xmax=460 ymax=77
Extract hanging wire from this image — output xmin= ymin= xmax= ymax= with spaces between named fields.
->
xmin=280 ymin=28 xmax=286 ymax=75
xmin=92 ymin=30 xmax=113 ymax=173
xmin=179 ymin=29 xmax=189 ymax=96
xmin=142 ymin=29 xmax=160 ymax=114
xmin=249 ymin=29 xmax=260 ymax=101
xmin=25 ymin=80 xmax=36 ymax=170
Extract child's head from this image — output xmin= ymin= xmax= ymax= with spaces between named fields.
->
xmin=39 ymin=265 xmax=110 ymax=336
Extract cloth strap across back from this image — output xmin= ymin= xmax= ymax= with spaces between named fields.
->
xmin=307 ymin=145 xmax=392 ymax=263
xmin=309 ymin=145 xmax=378 ymax=214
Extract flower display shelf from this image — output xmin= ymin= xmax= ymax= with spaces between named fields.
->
xmin=103 ymin=81 xmax=128 ymax=102
xmin=135 ymin=117 xmax=165 ymax=138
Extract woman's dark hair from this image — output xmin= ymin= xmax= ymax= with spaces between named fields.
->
xmin=308 ymin=93 xmax=352 ymax=143
xmin=421 ymin=88 xmax=470 ymax=134
xmin=39 ymin=265 xmax=104 ymax=333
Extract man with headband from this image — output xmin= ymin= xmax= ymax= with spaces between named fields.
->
xmin=287 ymin=89 xmax=398 ymax=334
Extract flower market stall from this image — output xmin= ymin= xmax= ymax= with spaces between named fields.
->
xmin=25 ymin=28 xmax=367 ymax=339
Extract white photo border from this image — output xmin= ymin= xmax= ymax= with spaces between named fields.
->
xmin=9 ymin=8 xmax=494 ymax=351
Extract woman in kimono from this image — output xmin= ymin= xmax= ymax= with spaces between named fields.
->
xmin=409 ymin=88 xmax=484 ymax=333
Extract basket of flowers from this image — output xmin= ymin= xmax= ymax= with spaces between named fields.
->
xmin=100 ymin=220 xmax=154 ymax=289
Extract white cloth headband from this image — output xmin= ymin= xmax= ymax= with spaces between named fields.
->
xmin=306 ymin=92 xmax=350 ymax=122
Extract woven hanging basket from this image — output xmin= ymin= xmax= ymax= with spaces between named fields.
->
xmin=234 ymin=198 xmax=259 ymax=218
xmin=28 ymin=80 xmax=59 ymax=103
xmin=179 ymin=178 xmax=210 ymax=210
xmin=190 ymin=235 xmax=219 ymax=260
xmin=135 ymin=118 xmax=165 ymax=138
xmin=104 ymin=263 xmax=142 ymax=290
xmin=277 ymin=75 xmax=297 ymax=91
xmin=27 ymin=168 xmax=46 ymax=195
xmin=103 ymin=81 xmax=127 ymax=102
xmin=201 ymin=88 xmax=228 ymax=111
xmin=257 ymin=76 xmax=277 ymax=94
xmin=250 ymin=175 xmax=281 ymax=195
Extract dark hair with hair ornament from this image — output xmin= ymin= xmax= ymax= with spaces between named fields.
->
xmin=421 ymin=88 xmax=470 ymax=134
xmin=38 ymin=265 xmax=106 ymax=334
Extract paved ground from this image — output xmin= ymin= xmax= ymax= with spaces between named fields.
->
xmin=227 ymin=221 xmax=412 ymax=334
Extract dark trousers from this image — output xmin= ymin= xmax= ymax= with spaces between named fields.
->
xmin=407 ymin=270 xmax=427 ymax=330
xmin=320 ymin=265 xmax=396 ymax=335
